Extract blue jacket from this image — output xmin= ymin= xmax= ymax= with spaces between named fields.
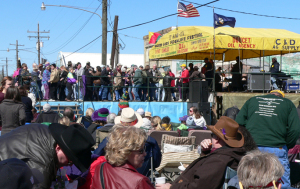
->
xmin=94 ymin=136 xmax=162 ymax=177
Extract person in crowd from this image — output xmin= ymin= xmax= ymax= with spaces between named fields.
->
xmin=42 ymin=63 xmax=51 ymax=100
xmin=133 ymin=65 xmax=143 ymax=101
xmin=149 ymin=64 xmax=162 ymax=101
xmin=37 ymin=64 xmax=44 ymax=100
xmin=35 ymin=103 xmax=59 ymax=123
xmin=0 ymin=158 xmax=44 ymax=189
xmin=19 ymin=86 xmax=33 ymax=123
xmin=223 ymin=106 xmax=240 ymax=120
xmin=118 ymin=92 xmax=130 ymax=109
xmin=84 ymin=62 xmax=94 ymax=101
xmin=169 ymin=69 xmax=177 ymax=101
xmin=75 ymin=62 xmax=84 ymax=100
xmin=12 ymin=61 xmax=22 ymax=84
xmin=113 ymin=64 xmax=123 ymax=101
xmin=151 ymin=116 xmax=164 ymax=131
xmin=48 ymin=63 xmax=60 ymax=101
xmin=189 ymin=63 xmax=194 ymax=76
xmin=176 ymin=70 xmax=183 ymax=101
xmin=92 ymin=126 xmax=155 ymax=188
xmin=190 ymin=66 xmax=205 ymax=81
xmin=143 ymin=65 xmax=152 ymax=101
xmin=77 ymin=108 xmax=94 ymax=128
xmin=30 ymin=63 xmax=40 ymax=99
xmin=237 ymin=150 xmax=284 ymax=189
xmin=139 ymin=65 xmax=148 ymax=101
xmin=179 ymin=64 xmax=189 ymax=102
xmin=104 ymin=113 xmax=116 ymax=128
xmin=0 ymin=76 xmax=13 ymax=103
xmin=178 ymin=115 xmax=188 ymax=131
xmin=87 ymin=108 xmax=110 ymax=141
xmin=158 ymin=68 xmax=165 ymax=101
xmin=66 ymin=67 xmax=77 ymax=101
xmin=124 ymin=68 xmax=133 ymax=101
xmin=202 ymin=58 xmax=213 ymax=89
xmin=270 ymin=57 xmax=280 ymax=90
xmin=100 ymin=65 xmax=111 ymax=101
xmin=231 ymin=56 xmax=243 ymax=91
xmin=145 ymin=111 xmax=152 ymax=120
xmin=163 ymin=69 xmax=174 ymax=102
xmin=19 ymin=63 xmax=31 ymax=86
xmin=156 ymin=116 xmax=246 ymax=189
xmin=58 ymin=65 xmax=68 ymax=101
xmin=25 ymin=85 xmax=36 ymax=107
xmin=31 ymin=108 xmax=39 ymax=123
xmin=136 ymin=108 xmax=145 ymax=118
xmin=161 ymin=116 xmax=172 ymax=131
xmin=141 ymin=117 xmax=152 ymax=132
xmin=0 ymin=123 xmax=95 ymax=188
xmin=94 ymin=108 xmax=161 ymax=177
xmin=235 ymin=90 xmax=300 ymax=188
xmin=63 ymin=107 xmax=76 ymax=124
xmin=0 ymin=86 xmax=25 ymax=135
xmin=91 ymin=66 xmax=102 ymax=101
xmin=58 ymin=116 xmax=71 ymax=126
xmin=189 ymin=106 xmax=207 ymax=128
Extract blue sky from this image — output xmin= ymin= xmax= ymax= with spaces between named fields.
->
xmin=1 ymin=0 xmax=300 ymax=75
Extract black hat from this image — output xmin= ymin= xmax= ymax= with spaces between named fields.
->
xmin=51 ymin=63 xmax=56 ymax=68
xmin=49 ymin=123 xmax=95 ymax=172
xmin=0 ymin=158 xmax=44 ymax=189
xmin=204 ymin=58 xmax=208 ymax=61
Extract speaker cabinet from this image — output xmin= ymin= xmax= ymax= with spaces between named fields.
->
xmin=189 ymin=81 xmax=208 ymax=103
xmin=187 ymin=102 xmax=211 ymax=125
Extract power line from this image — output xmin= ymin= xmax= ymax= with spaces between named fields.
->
xmin=111 ymin=0 xmax=220 ymax=32
xmin=118 ymin=33 xmax=143 ymax=40
xmin=182 ymin=0 xmax=300 ymax=20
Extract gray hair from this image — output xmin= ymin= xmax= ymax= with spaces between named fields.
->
xmin=43 ymin=103 xmax=51 ymax=112
xmin=237 ymin=150 xmax=284 ymax=189
xmin=107 ymin=113 xmax=117 ymax=123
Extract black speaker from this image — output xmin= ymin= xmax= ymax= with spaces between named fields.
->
xmin=189 ymin=81 xmax=208 ymax=103
xmin=187 ymin=102 xmax=211 ymax=125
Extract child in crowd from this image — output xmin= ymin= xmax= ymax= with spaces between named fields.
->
xmin=178 ymin=115 xmax=189 ymax=130
xmin=161 ymin=116 xmax=172 ymax=131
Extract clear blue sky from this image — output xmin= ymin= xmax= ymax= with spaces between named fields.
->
xmin=1 ymin=0 xmax=300 ymax=75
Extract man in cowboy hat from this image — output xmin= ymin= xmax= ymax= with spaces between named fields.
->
xmin=0 ymin=123 xmax=95 ymax=188
xmin=94 ymin=107 xmax=161 ymax=177
xmin=235 ymin=90 xmax=300 ymax=188
xmin=156 ymin=116 xmax=246 ymax=189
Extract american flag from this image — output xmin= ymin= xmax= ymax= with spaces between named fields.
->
xmin=177 ymin=2 xmax=200 ymax=18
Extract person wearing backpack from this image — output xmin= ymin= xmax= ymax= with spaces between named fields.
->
xmin=48 ymin=64 xmax=60 ymax=101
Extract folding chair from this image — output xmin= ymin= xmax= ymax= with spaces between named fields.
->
xmin=223 ymin=166 xmax=237 ymax=189
xmin=149 ymin=131 xmax=178 ymax=150
xmin=188 ymin=130 xmax=212 ymax=146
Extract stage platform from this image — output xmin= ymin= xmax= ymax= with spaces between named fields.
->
xmin=38 ymin=101 xmax=188 ymax=123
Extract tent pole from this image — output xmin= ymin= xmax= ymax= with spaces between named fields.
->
xmin=213 ymin=6 xmax=216 ymax=93
xmin=280 ymin=51 xmax=283 ymax=71
xmin=263 ymin=50 xmax=265 ymax=94
xmin=259 ymin=51 xmax=261 ymax=69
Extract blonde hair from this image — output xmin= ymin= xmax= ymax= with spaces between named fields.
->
xmin=105 ymin=125 xmax=147 ymax=166
xmin=85 ymin=108 xmax=94 ymax=117
xmin=58 ymin=116 xmax=70 ymax=126
xmin=60 ymin=65 xmax=68 ymax=72
xmin=151 ymin=116 xmax=164 ymax=131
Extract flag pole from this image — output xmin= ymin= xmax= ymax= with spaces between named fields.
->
xmin=176 ymin=0 xmax=179 ymax=30
xmin=213 ymin=6 xmax=216 ymax=93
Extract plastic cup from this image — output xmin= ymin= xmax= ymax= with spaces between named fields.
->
xmin=156 ymin=177 xmax=166 ymax=184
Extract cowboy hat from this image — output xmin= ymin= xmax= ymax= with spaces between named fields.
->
xmin=114 ymin=107 xmax=143 ymax=128
xmin=207 ymin=116 xmax=244 ymax=148
xmin=49 ymin=123 xmax=95 ymax=172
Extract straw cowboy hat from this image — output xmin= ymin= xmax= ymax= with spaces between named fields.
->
xmin=207 ymin=116 xmax=244 ymax=148
xmin=114 ymin=107 xmax=143 ymax=128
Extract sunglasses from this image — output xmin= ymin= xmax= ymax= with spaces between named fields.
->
xmin=189 ymin=110 xmax=193 ymax=112
xmin=131 ymin=145 xmax=146 ymax=154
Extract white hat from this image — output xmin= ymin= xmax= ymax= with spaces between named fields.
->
xmin=136 ymin=108 xmax=145 ymax=116
xmin=117 ymin=63 xmax=122 ymax=67
xmin=114 ymin=108 xmax=143 ymax=128
xmin=43 ymin=104 xmax=51 ymax=112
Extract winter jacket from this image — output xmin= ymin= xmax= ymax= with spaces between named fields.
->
xmin=270 ymin=61 xmax=280 ymax=78
xmin=100 ymin=68 xmax=110 ymax=85
xmin=133 ymin=69 xmax=143 ymax=84
xmin=35 ymin=110 xmax=60 ymax=124
xmin=49 ymin=68 xmax=60 ymax=83
xmin=19 ymin=68 xmax=31 ymax=85
xmin=59 ymin=70 xmax=68 ymax=86
xmin=231 ymin=62 xmax=243 ymax=88
xmin=92 ymin=162 xmax=155 ymax=189
xmin=163 ymin=74 xmax=174 ymax=87
xmin=0 ymin=99 xmax=26 ymax=135
xmin=42 ymin=69 xmax=51 ymax=85
xmin=171 ymin=147 xmax=245 ymax=189
xmin=94 ymin=136 xmax=162 ymax=177
xmin=169 ymin=72 xmax=176 ymax=87
xmin=193 ymin=115 xmax=207 ymax=128
xmin=84 ymin=68 xmax=93 ymax=86
xmin=21 ymin=96 xmax=33 ymax=123
xmin=180 ymin=69 xmax=190 ymax=83
xmin=150 ymin=69 xmax=162 ymax=83
xmin=189 ymin=70 xmax=205 ymax=81
xmin=92 ymin=71 xmax=101 ymax=85
xmin=0 ymin=124 xmax=58 ymax=189
xmin=114 ymin=70 xmax=123 ymax=88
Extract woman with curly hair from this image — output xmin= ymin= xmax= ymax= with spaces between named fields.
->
xmin=92 ymin=125 xmax=154 ymax=189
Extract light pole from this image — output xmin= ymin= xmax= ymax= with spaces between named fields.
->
xmin=41 ymin=2 xmax=107 ymax=66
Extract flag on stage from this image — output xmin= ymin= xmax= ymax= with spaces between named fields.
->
xmin=214 ymin=13 xmax=236 ymax=28
xmin=149 ymin=32 xmax=162 ymax=44
xmin=177 ymin=2 xmax=200 ymax=18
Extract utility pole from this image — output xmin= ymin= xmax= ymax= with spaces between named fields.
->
xmin=28 ymin=23 xmax=50 ymax=65
xmin=1 ymin=66 xmax=4 ymax=80
xmin=102 ymin=0 xmax=107 ymax=66
xmin=110 ymin=15 xmax=119 ymax=68
xmin=1 ymin=58 xmax=12 ymax=76
xmin=10 ymin=40 xmax=24 ymax=69
xmin=115 ymin=33 xmax=119 ymax=67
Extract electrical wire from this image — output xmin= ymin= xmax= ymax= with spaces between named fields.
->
xmin=182 ymin=0 xmax=300 ymax=20
xmin=118 ymin=33 xmax=143 ymax=40
xmin=110 ymin=0 xmax=220 ymax=32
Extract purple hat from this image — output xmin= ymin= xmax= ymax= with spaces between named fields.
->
xmin=44 ymin=63 xmax=50 ymax=67
xmin=91 ymin=108 xmax=109 ymax=122
xmin=179 ymin=115 xmax=189 ymax=122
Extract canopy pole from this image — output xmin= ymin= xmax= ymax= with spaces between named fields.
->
xmin=280 ymin=51 xmax=283 ymax=71
xmin=263 ymin=50 xmax=265 ymax=94
xmin=259 ymin=51 xmax=261 ymax=69
xmin=213 ymin=6 xmax=216 ymax=93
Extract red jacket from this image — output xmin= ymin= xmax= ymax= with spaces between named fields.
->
xmin=92 ymin=162 xmax=154 ymax=189
xmin=169 ymin=72 xmax=175 ymax=87
xmin=180 ymin=69 xmax=190 ymax=83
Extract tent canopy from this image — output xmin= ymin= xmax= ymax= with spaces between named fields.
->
xmin=149 ymin=26 xmax=300 ymax=61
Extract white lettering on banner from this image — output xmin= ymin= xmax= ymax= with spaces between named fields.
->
xmin=255 ymin=97 xmax=283 ymax=117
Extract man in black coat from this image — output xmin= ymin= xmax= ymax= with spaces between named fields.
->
xmin=231 ymin=56 xmax=243 ymax=91
xmin=35 ymin=104 xmax=59 ymax=124
xmin=100 ymin=65 xmax=111 ymax=101
xmin=0 ymin=123 xmax=95 ymax=189
xmin=270 ymin=57 xmax=280 ymax=90
xmin=84 ymin=62 xmax=94 ymax=101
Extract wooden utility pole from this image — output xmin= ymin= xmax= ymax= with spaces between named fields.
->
xmin=110 ymin=15 xmax=119 ymax=68
xmin=28 ymin=23 xmax=50 ymax=65
xmin=102 ymin=0 xmax=107 ymax=66
xmin=1 ymin=58 xmax=12 ymax=76
xmin=2 ymin=66 xmax=4 ymax=80
xmin=9 ymin=40 xmax=24 ymax=69
xmin=115 ymin=33 xmax=119 ymax=67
